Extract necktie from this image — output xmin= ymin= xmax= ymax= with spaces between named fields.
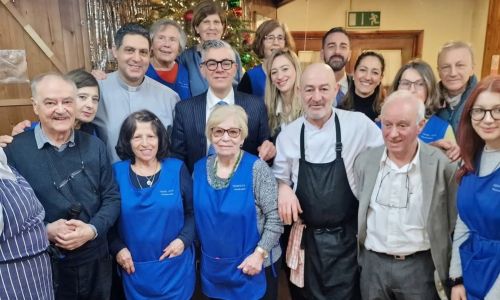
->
xmin=336 ymin=87 xmax=345 ymax=107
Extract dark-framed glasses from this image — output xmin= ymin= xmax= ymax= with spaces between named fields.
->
xmin=375 ymin=165 xmax=412 ymax=209
xmin=470 ymin=107 xmax=500 ymax=121
xmin=202 ymin=59 xmax=235 ymax=71
xmin=211 ymin=127 xmax=241 ymax=138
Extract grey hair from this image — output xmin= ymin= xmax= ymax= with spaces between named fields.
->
xmin=381 ymin=90 xmax=425 ymax=124
xmin=30 ymin=72 xmax=77 ymax=100
xmin=149 ymin=19 xmax=187 ymax=52
xmin=200 ymin=39 xmax=236 ymax=62
xmin=437 ymin=41 xmax=475 ymax=66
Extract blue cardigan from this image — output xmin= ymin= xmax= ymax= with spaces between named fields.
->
xmin=145 ymin=62 xmax=191 ymax=100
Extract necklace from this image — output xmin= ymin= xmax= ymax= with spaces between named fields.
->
xmin=133 ymin=161 xmax=160 ymax=189
xmin=212 ymin=150 xmax=242 ymax=189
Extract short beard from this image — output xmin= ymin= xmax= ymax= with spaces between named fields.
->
xmin=327 ymin=55 xmax=347 ymax=72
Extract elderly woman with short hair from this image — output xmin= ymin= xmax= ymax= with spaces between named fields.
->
xmin=193 ymin=104 xmax=282 ymax=300
xmin=146 ymin=19 xmax=191 ymax=100
xmin=110 ymin=110 xmax=195 ymax=299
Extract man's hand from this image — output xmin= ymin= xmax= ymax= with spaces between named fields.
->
xmin=430 ymin=139 xmax=461 ymax=162
xmin=0 ymin=135 xmax=13 ymax=148
xmin=91 ymin=69 xmax=107 ymax=80
xmin=278 ymin=183 xmax=302 ymax=225
xmin=257 ymin=140 xmax=276 ymax=161
xmin=159 ymin=238 xmax=185 ymax=260
xmin=237 ymin=251 xmax=264 ymax=276
xmin=54 ymin=220 xmax=95 ymax=250
xmin=12 ymin=120 xmax=31 ymax=136
xmin=451 ymin=284 xmax=467 ymax=300
xmin=46 ymin=219 xmax=75 ymax=243
xmin=116 ymin=248 xmax=135 ymax=274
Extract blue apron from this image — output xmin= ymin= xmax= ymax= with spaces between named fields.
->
xmin=457 ymin=166 xmax=500 ymax=300
xmin=419 ymin=115 xmax=450 ymax=143
xmin=113 ymin=159 xmax=195 ymax=300
xmin=193 ymin=152 xmax=266 ymax=300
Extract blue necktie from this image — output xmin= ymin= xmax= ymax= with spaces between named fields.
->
xmin=336 ymin=89 xmax=345 ymax=107
xmin=207 ymin=101 xmax=228 ymax=155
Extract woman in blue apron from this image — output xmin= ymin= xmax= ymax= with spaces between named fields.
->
xmin=110 ymin=110 xmax=195 ymax=299
xmin=193 ymin=105 xmax=282 ymax=300
xmin=390 ymin=59 xmax=456 ymax=144
xmin=449 ymin=75 xmax=500 ymax=300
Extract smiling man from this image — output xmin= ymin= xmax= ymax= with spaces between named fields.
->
xmin=94 ymin=23 xmax=179 ymax=162
xmin=436 ymin=41 xmax=477 ymax=134
xmin=4 ymin=73 xmax=120 ymax=300
xmin=354 ymin=91 xmax=458 ymax=300
xmin=272 ymin=63 xmax=382 ymax=299
xmin=171 ymin=39 xmax=273 ymax=173
xmin=321 ymin=27 xmax=352 ymax=106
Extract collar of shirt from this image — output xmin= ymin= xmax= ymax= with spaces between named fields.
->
xmin=380 ymin=141 xmax=421 ymax=173
xmin=115 ymin=72 xmax=145 ymax=92
xmin=304 ymin=109 xmax=335 ymax=130
xmin=338 ymin=73 xmax=349 ymax=94
xmin=206 ymin=87 xmax=235 ymax=111
xmin=34 ymin=123 xmax=75 ymax=152
xmin=445 ymin=93 xmax=462 ymax=109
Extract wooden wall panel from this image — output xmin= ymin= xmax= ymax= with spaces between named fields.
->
xmin=0 ymin=0 xmax=89 ymax=135
xmin=482 ymin=0 xmax=500 ymax=77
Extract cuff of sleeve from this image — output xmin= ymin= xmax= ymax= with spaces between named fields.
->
xmin=88 ymin=224 xmax=98 ymax=240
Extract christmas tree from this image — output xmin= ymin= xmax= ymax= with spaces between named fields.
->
xmin=138 ymin=0 xmax=259 ymax=70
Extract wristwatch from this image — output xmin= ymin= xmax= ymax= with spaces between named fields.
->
xmin=447 ymin=277 xmax=463 ymax=287
xmin=255 ymin=246 xmax=269 ymax=259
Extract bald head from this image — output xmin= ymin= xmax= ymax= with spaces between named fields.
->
xmin=300 ymin=63 xmax=338 ymax=127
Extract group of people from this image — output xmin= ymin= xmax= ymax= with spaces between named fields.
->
xmin=0 ymin=1 xmax=499 ymax=300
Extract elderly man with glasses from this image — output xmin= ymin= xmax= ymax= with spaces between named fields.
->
xmin=171 ymin=39 xmax=274 ymax=173
xmin=4 ymin=73 xmax=120 ymax=300
xmin=354 ymin=90 xmax=458 ymax=300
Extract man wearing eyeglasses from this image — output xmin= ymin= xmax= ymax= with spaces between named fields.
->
xmin=436 ymin=41 xmax=477 ymax=134
xmin=171 ymin=39 xmax=274 ymax=173
xmin=4 ymin=73 xmax=120 ymax=300
xmin=354 ymin=91 xmax=458 ymax=300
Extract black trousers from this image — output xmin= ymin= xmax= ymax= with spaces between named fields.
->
xmin=55 ymin=255 xmax=112 ymax=300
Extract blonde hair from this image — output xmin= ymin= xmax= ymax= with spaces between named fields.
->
xmin=264 ymin=48 xmax=302 ymax=135
xmin=205 ymin=104 xmax=248 ymax=142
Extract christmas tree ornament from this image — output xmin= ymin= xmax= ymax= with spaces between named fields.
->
xmin=183 ymin=9 xmax=194 ymax=22
xmin=241 ymin=53 xmax=251 ymax=64
xmin=227 ymin=0 xmax=241 ymax=8
xmin=232 ymin=6 xmax=243 ymax=17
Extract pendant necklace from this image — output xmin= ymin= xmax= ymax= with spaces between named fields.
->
xmin=134 ymin=161 xmax=159 ymax=189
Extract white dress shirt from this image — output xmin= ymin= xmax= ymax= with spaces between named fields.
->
xmin=205 ymin=88 xmax=235 ymax=153
xmin=273 ymin=109 xmax=383 ymax=192
xmin=364 ymin=142 xmax=431 ymax=256
xmin=338 ymin=73 xmax=349 ymax=96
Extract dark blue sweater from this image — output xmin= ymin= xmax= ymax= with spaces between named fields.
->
xmin=4 ymin=130 xmax=121 ymax=266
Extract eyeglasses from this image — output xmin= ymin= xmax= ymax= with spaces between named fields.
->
xmin=264 ymin=35 xmax=285 ymax=42
xmin=202 ymin=59 xmax=235 ymax=71
xmin=398 ymin=79 xmax=426 ymax=91
xmin=374 ymin=164 xmax=412 ymax=209
xmin=211 ymin=127 xmax=242 ymax=138
xmin=470 ymin=107 xmax=500 ymax=121
xmin=54 ymin=161 xmax=85 ymax=191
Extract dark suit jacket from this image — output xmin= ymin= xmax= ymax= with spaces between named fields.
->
xmin=170 ymin=90 xmax=270 ymax=173
xmin=354 ymin=143 xmax=458 ymax=296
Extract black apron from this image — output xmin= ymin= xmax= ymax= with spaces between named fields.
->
xmin=295 ymin=114 xmax=359 ymax=300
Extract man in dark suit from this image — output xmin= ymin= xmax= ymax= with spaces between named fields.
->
xmin=354 ymin=91 xmax=458 ymax=299
xmin=171 ymin=39 xmax=274 ymax=173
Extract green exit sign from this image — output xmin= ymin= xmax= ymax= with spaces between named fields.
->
xmin=347 ymin=11 xmax=381 ymax=28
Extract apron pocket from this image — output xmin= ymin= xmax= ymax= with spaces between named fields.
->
xmin=123 ymin=250 xmax=195 ymax=299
